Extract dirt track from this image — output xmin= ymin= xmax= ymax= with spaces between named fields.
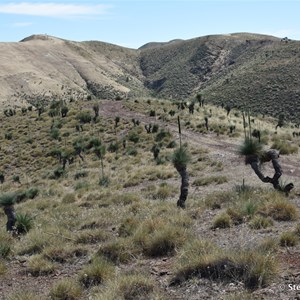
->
xmin=100 ymin=100 xmax=300 ymax=189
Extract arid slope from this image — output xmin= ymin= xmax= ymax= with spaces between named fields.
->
xmin=1 ymin=33 xmax=300 ymax=121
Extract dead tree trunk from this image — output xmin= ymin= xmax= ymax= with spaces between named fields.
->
xmin=3 ymin=205 xmax=16 ymax=232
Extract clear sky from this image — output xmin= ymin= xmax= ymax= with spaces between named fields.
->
xmin=0 ymin=0 xmax=299 ymax=49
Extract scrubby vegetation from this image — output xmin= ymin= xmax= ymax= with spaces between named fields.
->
xmin=0 ymin=96 xmax=300 ymax=299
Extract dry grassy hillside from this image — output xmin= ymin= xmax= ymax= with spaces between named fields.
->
xmin=1 ymin=97 xmax=300 ymax=299
xmin=0 ymin=34 xmax=147 ymax=108
xmin=1 ymin=32 xmax=300 ymax=122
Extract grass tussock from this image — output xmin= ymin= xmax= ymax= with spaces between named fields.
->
xmin=16 ymin=229 xmax=52 ymax=255
xmin=171 ymin=239 xmax=277 ymax=290
xmin=0 ymin=232 xmax=13 ymax=258
xmin=93 ymin=273 xmax=166 ymax=300
xmin=279 ymin=231 xmax=299 ymax=247
xmin=78 ymin=256 xmax=115 ymax=288
xmin=27 ymin=254 xmax=57 ymax=276
xmin=212 ymin=213 xmax=232 ymax=229
xmin=193 ymin=175 xmax=228 ymax=186
xmin=43 ymin=245 xmax=88 ymax=263
xmin=203 ymin=190 xmax=236 ymax=210
xmin=97 ymin=238 xmax=138 ymax=264
xmin=264 ymin=197 xmax=298 ymax=221
xmin=0 ymin=260 xmax=6 ymax=275
xmin=6 ymin=292 xmax=43 ymax=300
xmin=249 ymin=215 xmax=273 ymax=229
xmin=49 ymin=278 xmax=83 ymax=300
xmin=218 ymin=189 xmax=299 ymax=228
xmin=271 ymin=138 xmax=298 ymax=155
xmin=118 ymin=274 xmax=155 ymax=300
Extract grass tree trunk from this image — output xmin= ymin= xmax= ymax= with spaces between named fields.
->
xmin=173 ymin=117 xmax=190 ymax=208
xmin=246 ymin=150 xmax=293 ymax=194
xmin=176 ymin=165 xmax=189 ymax=208
xmin=3 ymin=205 xmax=16 ymax=232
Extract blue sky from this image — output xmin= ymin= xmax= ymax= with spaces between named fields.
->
xmin=0 ymin=0 xmax=299 ymax=49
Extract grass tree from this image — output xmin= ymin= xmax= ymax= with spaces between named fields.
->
xmin=239 ymin=111 xmax=293 ymax=194
xmin=172 ymin=116 xmax=190 ymax=208
xmin=94 ymin=145 xmax=109 ymax=186
xmin=0 ymin=192 xmax=16 ymax=232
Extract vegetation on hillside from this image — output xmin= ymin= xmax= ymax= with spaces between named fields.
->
xmin=0 ymin=96 xmax=300 ymax=299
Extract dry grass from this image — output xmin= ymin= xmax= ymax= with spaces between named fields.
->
xmin=0 ymin=97 xmax=300 ymax=299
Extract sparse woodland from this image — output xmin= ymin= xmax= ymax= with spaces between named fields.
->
xmin=1 ymin=96 xmax=300 ymax=299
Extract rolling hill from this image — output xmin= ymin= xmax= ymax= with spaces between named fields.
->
xmin=1 ymin=32 xmax=300 ymax=121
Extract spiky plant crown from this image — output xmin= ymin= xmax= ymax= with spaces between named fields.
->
xmin=172 ymin=147 xmax=190 ymax=169
xmin=0 ymin=192 xmax=16 ymax=207
xmin=239 ymin=137 xmax=263 ymax=157
xmin=94 ymin=145 xmax=106 ymax=159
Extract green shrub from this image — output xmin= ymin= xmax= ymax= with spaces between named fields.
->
xmin=167 ymin=140 xmax=177 ymax=148
xmin=155 ymin=129 xmax=171 ymax=142
xmin=50 ymin=128 xmax=60 ymax=140
xmin=4 ymin=132 xmax=13 ymax=140
xmin=107 ymin=142 xmax=119 ymax=153
xmin=127 ymin=147 xmax=138 ymax=156
xmin=99 ymin=176 xmax=110 ymax=187
xmin=149 ymin=110 xmax=156 ymax=117
xmin=12 ymin=175 xmax=20 ymax=183
xmin=26 ymin=187 xmax=39 ymax=199
xmin=50 ymin=167 xmax=65 ymax=179
xmin=128 ymin=131 xmax=140 ymax=143
xmin=77 ymin=111 xmax=92 ymax=123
